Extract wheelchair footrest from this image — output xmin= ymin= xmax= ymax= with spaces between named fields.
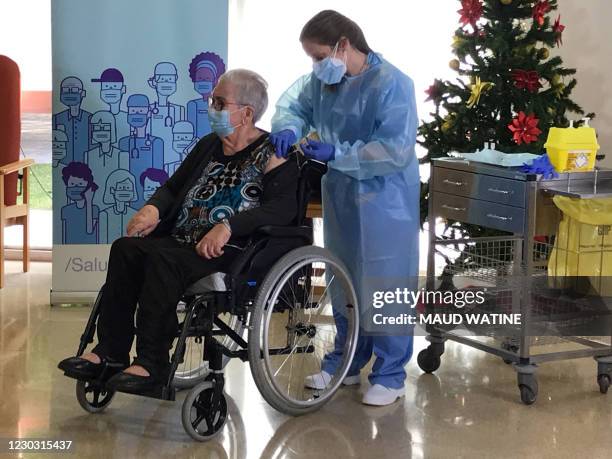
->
xmin=112 ymin=384 xmax=176 ymax=401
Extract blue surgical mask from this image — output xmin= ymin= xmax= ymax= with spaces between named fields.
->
xmin=128 ymin=113 xmax=148 ymax=128
xmin=53 ymin=148 xmax=66 ymax=160
xmin=66 ymin=185 xmax=87 ymax=201
xmin=143 ymin=189 xmax=156 ymax=201
xmin=173 ymin=140 xmax=192 ymax=153
xmin=195 ymin=81 xmax=214 ymax=95
xmin=157 ymin=82 xmax=177 ymax=96
xmin=92 ymin=131 xmax=111 ymax=143
xmin=115 ymin=190 xmax=134 ymax=202
xmin=313 ymin=42 xmax=347 ymax=85
xmin=100 ymin=89 xmax=122 ymax=104
xmin=60 ymin=93 xmax=82 ymax=107
xmin=208 ymin=108 xmax=241 ymax=138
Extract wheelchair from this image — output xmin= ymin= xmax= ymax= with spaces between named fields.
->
xmin=65 ymin=157 xmax=360 ymax=441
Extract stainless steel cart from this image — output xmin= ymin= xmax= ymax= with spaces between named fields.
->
xmin=420 ymin=157 xmax=612 ymax=404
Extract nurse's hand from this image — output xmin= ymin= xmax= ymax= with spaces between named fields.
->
xmin=270 ymin=129 xmax=297 ymax=158
xmin=302 ymin=139 xmax=335 ymax=162
xmin=127 ymin=205 xmax=160 ymax=237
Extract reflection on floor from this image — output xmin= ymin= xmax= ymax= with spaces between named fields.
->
xmin=1 ymin=261 xmax=611 ymax=458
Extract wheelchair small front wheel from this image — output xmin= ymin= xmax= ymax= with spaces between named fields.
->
xmin=182 ymin=381 xmax=227 ymax=442
xmin=248 ymin=245 xmax=359 ymax=416
xmin=76 ymin=380 xmax=115 ymax=413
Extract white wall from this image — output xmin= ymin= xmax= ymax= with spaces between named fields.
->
xmin=0 ymin=0 xmax=51 ymax=90
xmin=557 ymin=0 xmax=612 ymax=167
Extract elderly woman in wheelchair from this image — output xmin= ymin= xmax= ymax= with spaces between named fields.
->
xmin=58 ymin=69 xmax=360 ymax=441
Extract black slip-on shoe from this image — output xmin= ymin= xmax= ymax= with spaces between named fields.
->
xmin=58 ymin=356 xmax=127 ymax=381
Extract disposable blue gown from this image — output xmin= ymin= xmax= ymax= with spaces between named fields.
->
xmin=271 ymin=52 xmax=420 ymax=388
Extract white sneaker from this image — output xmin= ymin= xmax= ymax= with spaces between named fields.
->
xmin=304 ymin=371 xmax=361 ymax=390
xmin=362 ymin=384 xmax=405 ymax=406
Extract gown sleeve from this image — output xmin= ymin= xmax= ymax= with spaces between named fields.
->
xmin=329 ymin=74 xmax=418 ymax=181
xmin=270 ymin=74 xmax=315 ymax=139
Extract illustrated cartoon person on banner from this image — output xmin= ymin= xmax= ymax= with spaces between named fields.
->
xmin=118 ymin=94 xmax=163 ymax=209
xmin=187 ymin=52 xmax=225 ymax=138
xmin=165 ymin=120 xmax=197 ymax=175
xmin=52 ymin=127 xmax=68 ymax=167
xmin=147 ymin=62 xmax=185 ymax=166
xmin=91 ymin=68 xmax=130 ymax=145
xmin=99 ymin=169 xmax=139 ymax=243
xmin=54 ymin=76 xmax=91 ymax=163
xmin=61 ymin=162 xmax=100 ymax=244
xmin=140 ymin=167 xmax=169 ymax=202
xmin=84 ymin=110 xmax=129 ymax=209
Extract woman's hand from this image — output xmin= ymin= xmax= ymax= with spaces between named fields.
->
xmin=195 ymin=224 xmax=231 ymax=259
xmin=127 ymin=205 xmax=160 ymax=237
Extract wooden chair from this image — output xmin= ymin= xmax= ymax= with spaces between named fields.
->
xmin=0 ymin=158 xmax=34 ymax=288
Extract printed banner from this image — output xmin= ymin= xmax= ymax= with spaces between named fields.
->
xmin=51 ymin=0 xmax=228 ymax=302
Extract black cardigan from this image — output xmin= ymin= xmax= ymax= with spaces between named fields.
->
xmin=147 ymin=133 xmax=299 ymax=240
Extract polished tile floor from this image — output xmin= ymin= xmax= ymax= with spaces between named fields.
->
xmin=1 ymin=261 xmax=612 ymax=459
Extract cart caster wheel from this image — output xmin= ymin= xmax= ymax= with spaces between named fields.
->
xmin=519 ymin=385 xmax=537 ymax=405
xmin=76 ymin=380 xmax=114 ymax=413
xmin=182 ymin=381 xmax=227 ymax=441
xmin=517 ymin=369 xmax=538 ymax=405
xmin=417 ymin=349 xmax=441 ymax=374
xmin=597 ymin=374 xmax=610 ymax=394
xmin=501 ymin=341 xmax=518 ymax=365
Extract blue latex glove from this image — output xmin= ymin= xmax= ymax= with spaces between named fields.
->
xmin=520 ymin=154 xmax=559 ymax=179
xmin=270 ymin=129 xmax=297 ymax=158
xmin=301 ymin=139 xmax=335 ymax=162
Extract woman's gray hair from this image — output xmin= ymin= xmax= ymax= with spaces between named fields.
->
xmin=219 ymin=69 xmax=269 ymax=122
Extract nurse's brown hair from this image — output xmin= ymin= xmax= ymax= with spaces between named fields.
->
xmin=300 ymin=10 xmax=372 ymax=55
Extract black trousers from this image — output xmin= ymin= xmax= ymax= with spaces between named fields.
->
xmin=92 ymin=236 xmax=241 ymax=377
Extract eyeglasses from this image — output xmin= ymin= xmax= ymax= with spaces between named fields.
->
xmin=208 ymin=96 xmax=246 ymax=111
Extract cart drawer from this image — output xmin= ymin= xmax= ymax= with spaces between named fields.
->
xmin=433 ymin=192 xmax=525 ymax=233
xmin=433 ymin=167 xmax=526 ymax=207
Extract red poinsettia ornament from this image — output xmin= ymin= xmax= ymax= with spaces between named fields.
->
xmin=512 ymin=69 xmax=542 ymax=93
xmin=425 ymin=79 xmax=445 ymax=104
xmin=553 ymin=15 xmax=566 ymax=47
xmin=458 ymin=0 xmax=483 ymax=28
xmin=532 ymin=0 xmax=551 ymax=27
xmin=508 ymin=112 xmax=542 ymax=145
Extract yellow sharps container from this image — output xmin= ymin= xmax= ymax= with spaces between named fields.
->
xmin=545 ymin=119 xmax=600 ymax=172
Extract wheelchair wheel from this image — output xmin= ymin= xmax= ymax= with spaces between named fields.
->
xmin=248 ymin=245 xmax=359 ymax=416
xmin=174 ymin=311 xmax=245 ymax=390
xmin=182 ymin=381 xmax=227 ymax=441
xmin=76 ymin=380 xmax=114 ymax=413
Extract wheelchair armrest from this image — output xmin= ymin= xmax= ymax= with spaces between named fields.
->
xmin=254 ymin=225 xmax=313 ymax=243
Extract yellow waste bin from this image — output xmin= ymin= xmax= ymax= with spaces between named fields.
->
xmin=545 ymin=120 xmax=600 ymax=173
xmin=548 ymin=196 xmax=612 ymax=295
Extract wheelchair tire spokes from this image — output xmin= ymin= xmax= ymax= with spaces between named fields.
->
xmin=249 ymin=246 xmax=359 ymax=416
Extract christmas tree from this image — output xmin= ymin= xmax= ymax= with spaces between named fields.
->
xmin=419 ymin=0 xmax=594 ymax=160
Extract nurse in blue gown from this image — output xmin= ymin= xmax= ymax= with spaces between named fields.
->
xmin=270 ymin=10 xmax=420 ymax=406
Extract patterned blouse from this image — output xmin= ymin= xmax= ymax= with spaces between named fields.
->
xmin=172 ymin=134 xmax=273 ymax=245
